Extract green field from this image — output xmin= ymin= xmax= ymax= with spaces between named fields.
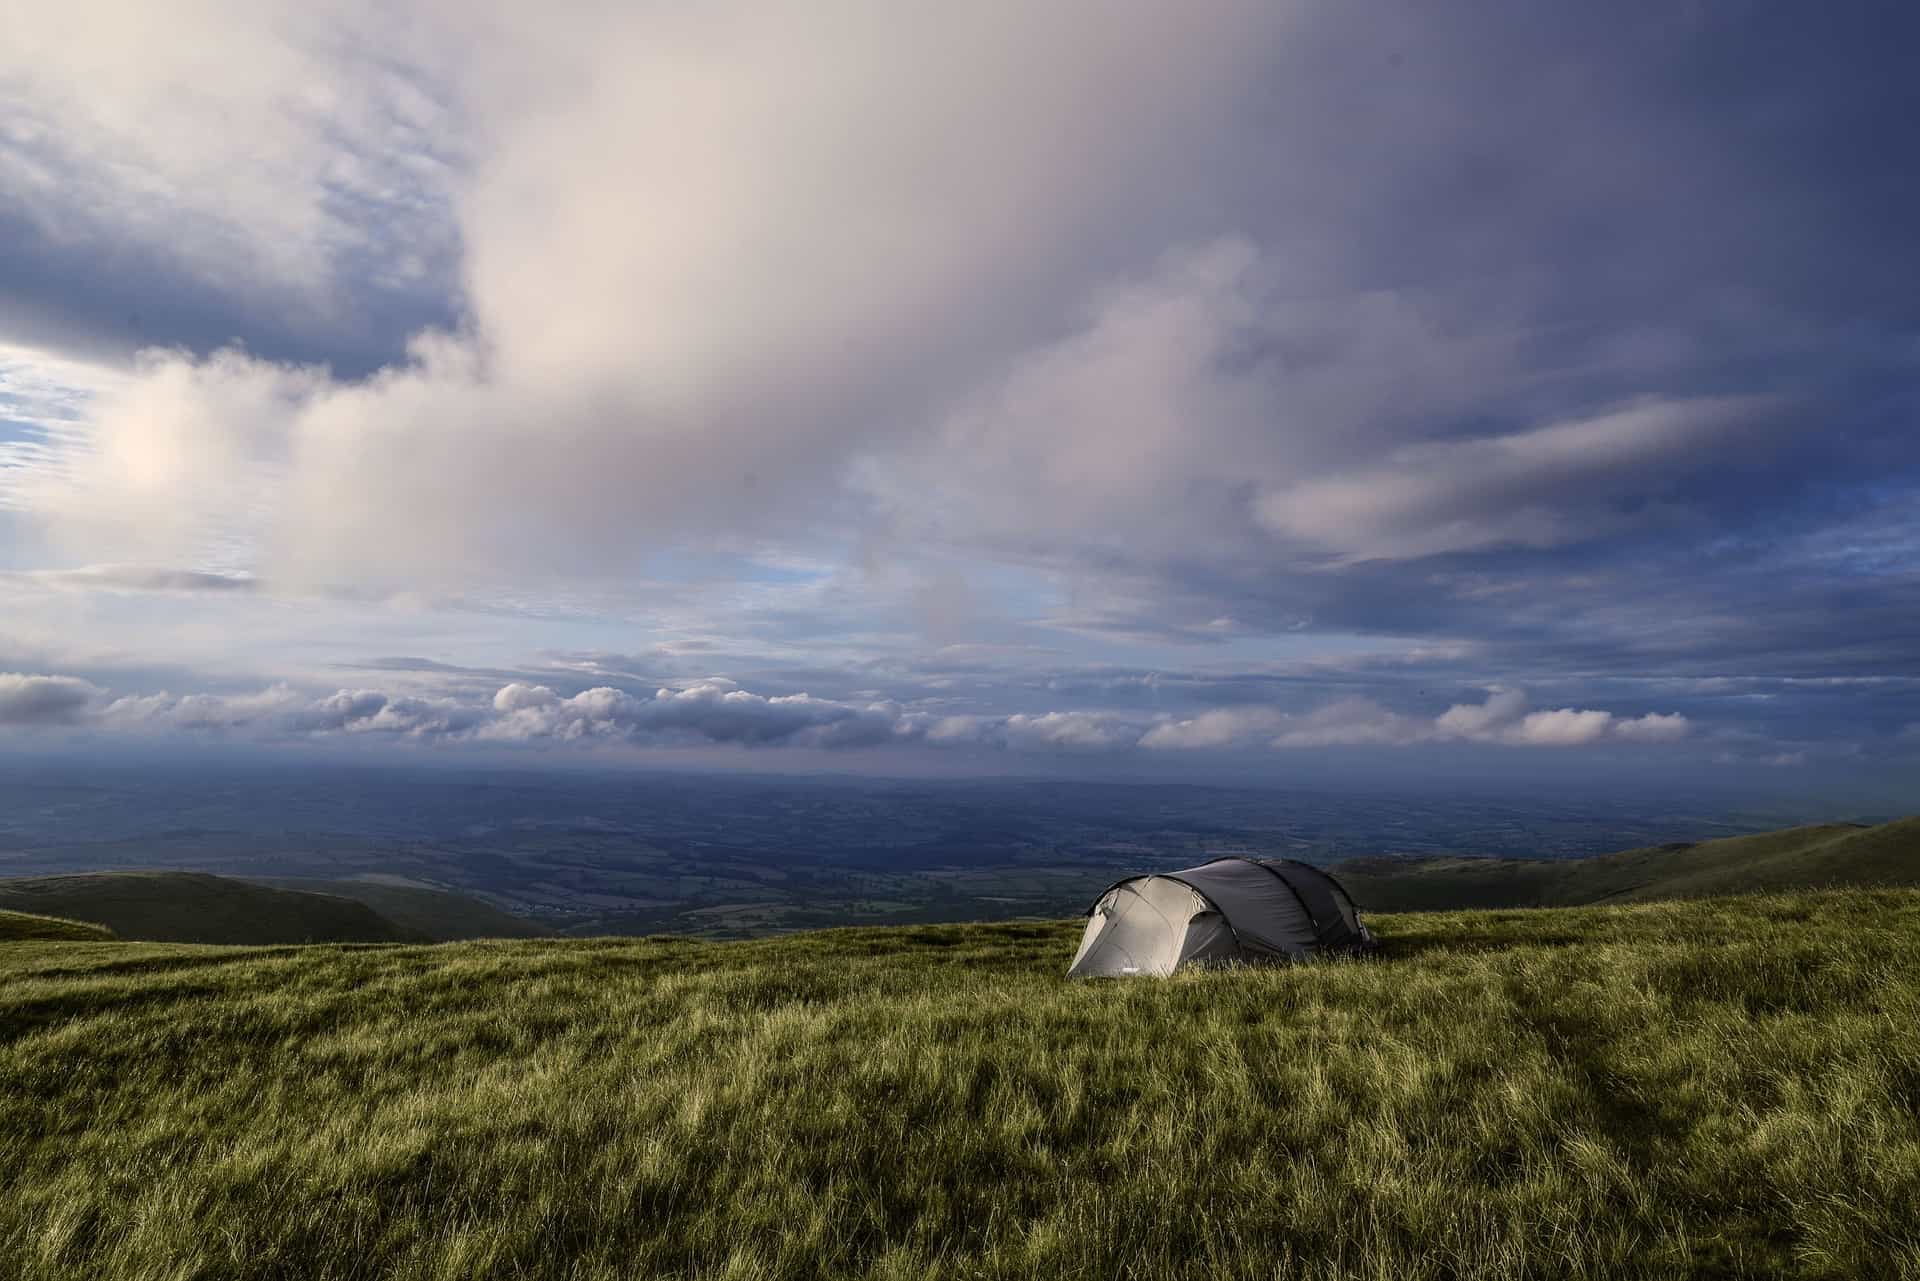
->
xmin=5 ymin=890 xmax=1918 ymax=1279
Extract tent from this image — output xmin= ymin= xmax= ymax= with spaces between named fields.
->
xmin=1067 ymin=857 xmax=1375 ymax=977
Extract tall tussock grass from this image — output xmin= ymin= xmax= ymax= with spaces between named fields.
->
xmin=4 ymin=891 xmax=1918 ymax=1278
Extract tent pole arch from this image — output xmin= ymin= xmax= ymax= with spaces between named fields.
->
xmin=1157 ymin=875 xmax=1249 ymax=954
xmin=1296 ymin=860 xmax=1366 ymax=915
xmin=1267 ymin=857 xmax=1367 ymax=937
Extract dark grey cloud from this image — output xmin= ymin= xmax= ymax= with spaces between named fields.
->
xmin=0 ymin=208 xmax=457 ymax=377
xmin=0 ymin=673 xmax=100 ymax=724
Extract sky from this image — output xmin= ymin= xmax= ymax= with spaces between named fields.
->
xmin=1 ymin=2 xmax=1917 ymax=787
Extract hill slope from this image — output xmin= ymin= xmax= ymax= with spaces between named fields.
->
xmin=0 ymin=872 xmax=425 ymax=944
xmin=246 ymin=878 xmax=556 ymax=940
xmin=0 ymin=909 xmax=115 ymax=942
xmin=4 ymin=890 xmax=1917 ymax=1279
xmin=1334 ymin=816 xmax=1920 ymax=912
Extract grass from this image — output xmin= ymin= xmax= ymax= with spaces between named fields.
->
xmin=4 ymin=891 xmax=1919 ymax=1279
xmin=0 ymin=910 xmax=115 ymax=942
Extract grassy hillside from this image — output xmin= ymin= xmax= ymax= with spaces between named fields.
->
xmin=1335 ymin=816 xmax=1920 ymax=912
xmin=5 ymin=890 xmax=1918 ymax=1279
xmin=0 ymin=909 xmax=115 ymax=942
xmin=247 ymin=877 xmax=557 ymax=940
xmin=0 ymin=872 xmax=426 ymax=945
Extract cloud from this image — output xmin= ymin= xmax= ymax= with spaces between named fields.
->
xmin=1613 ymin=712 xmax=1692 ymax=743
xmin=1267 ymin=699 xmax=1434 ymax=749
xmin=991 ymin=712 xmax=1141 ymax=753
xmin=1255 ymin=397 xmax=1784 ymax=562
xmin=0 ymin=4 xmax=1914 ymax=777
xmin=1434 ymin=688 xmax=1530 ymax=738
xmin=0 ymin=663 xmax=1708 ymax=761
xmin=0 ymin=0 xmax=462 ymax=370
xmin=104 ymin=685 xmax=306 ymax=732
xmin=1128 ymin=688 xmax=1693 ymax=752
xmin=1139 ymin=706 xmax=1288 ymax=751
xmin=14 ymin=2 xmax=1287 ymax=586
xmin=0 ymin=673 xmax=100 ymax=724
xmin=101 ymin=684 xmax=483 ymax=738
xmin=1132 ymin=688 xmax=1692 ymax=751
xmin=482 ymin=680 xmax=907 ymax=749
xmin=12 ymin=565 xmax=259 ymax=593
xmin=1432 ymin=690 xmax=1689 ymax=748
xmin=1510 ymin=708 xmax=1615 ymax=747
xmin=17 ymin=4 xmax=1900 ymax=599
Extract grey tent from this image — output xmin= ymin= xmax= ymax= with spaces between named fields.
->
xmin=1067 ymin=857 xmax=1375 ymax=977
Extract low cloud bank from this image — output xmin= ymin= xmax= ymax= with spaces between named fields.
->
xmin=2 ymin=673 xmax=1692 ymax=758
xmin=1143 ymin=688 xmax=1691 ymax=751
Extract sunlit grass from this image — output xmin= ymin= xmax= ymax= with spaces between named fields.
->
xmin=4 ymin=891 xmax=1918 ymax=1278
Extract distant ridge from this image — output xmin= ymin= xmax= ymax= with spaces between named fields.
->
xmin=1332 ymin=817 xmax=1920 ymax=913
xmin=246 ymin=878 xmax=556 ymax=940
xmin=0 ymin=908 xmax=117 ymax=942
xmin=0 ymin=872 xmax=429 ymax=945
xmin=0 ymin=872 xmax=557 ymax=945
xmin=5 ymin=818 xmax=1915 ymax=946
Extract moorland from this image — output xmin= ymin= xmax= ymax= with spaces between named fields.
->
xmin=5 ymin=890 xmax=1918 ymax=1279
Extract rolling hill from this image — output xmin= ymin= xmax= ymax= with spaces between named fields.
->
xmin=0 ymin=872 xmax=554 ymax=945
xmin=245 ymin=878 xmax=557 ymax=940
xmin=3 ymin=890 xmax=1917 ymax=1279
xmin=3 ymin=816 xmax=1913 ymax=945
xmin=0 ymin=872 xmax=429 ymax=945
xmin=0 ymin=909 xmax=116 ymax=942
xmin=1332 ymin=816 xmax=1920 ymax=912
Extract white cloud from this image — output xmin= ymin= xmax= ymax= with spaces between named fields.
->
xmin=1429 ymin=689 xmax=1690 ymax=748
xmin=100 ymin=684 xmax=481 ymax=738
xmin=1613 ymin=712 xmax=1692 ymax=743
xmin=15 ymin=2 xmax=1288 ymax=587
xmin=1434 ymin=687 xmax=1530 ymax=737
xmin=0 ymin=665 xmax=1704 ymax=759
xmin=0 ymin=0 xmax=461 ymax=352
xmin=996 ymin=712 xmax=1140 ymax=753
xmin=480 ymin=679 xmax=906 ymax=748
xmin=1268 ymin=699 xmax=1433 ymax=749
xmin=16 ymin=5 xmax=1792 ymax=595
xmin=1139 ymin=706 xmax=1288 ymax=751
xmin=1510 ymin=708 xmax=1615 ymax=747
xmin=1136 ymin=688 xmax=1695 ymax=752
xmin=917 ymin=710 xmax=1142 ymax=754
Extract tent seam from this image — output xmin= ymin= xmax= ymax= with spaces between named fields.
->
xmin=1210 ymin=855 xmax=1327 ymax=947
